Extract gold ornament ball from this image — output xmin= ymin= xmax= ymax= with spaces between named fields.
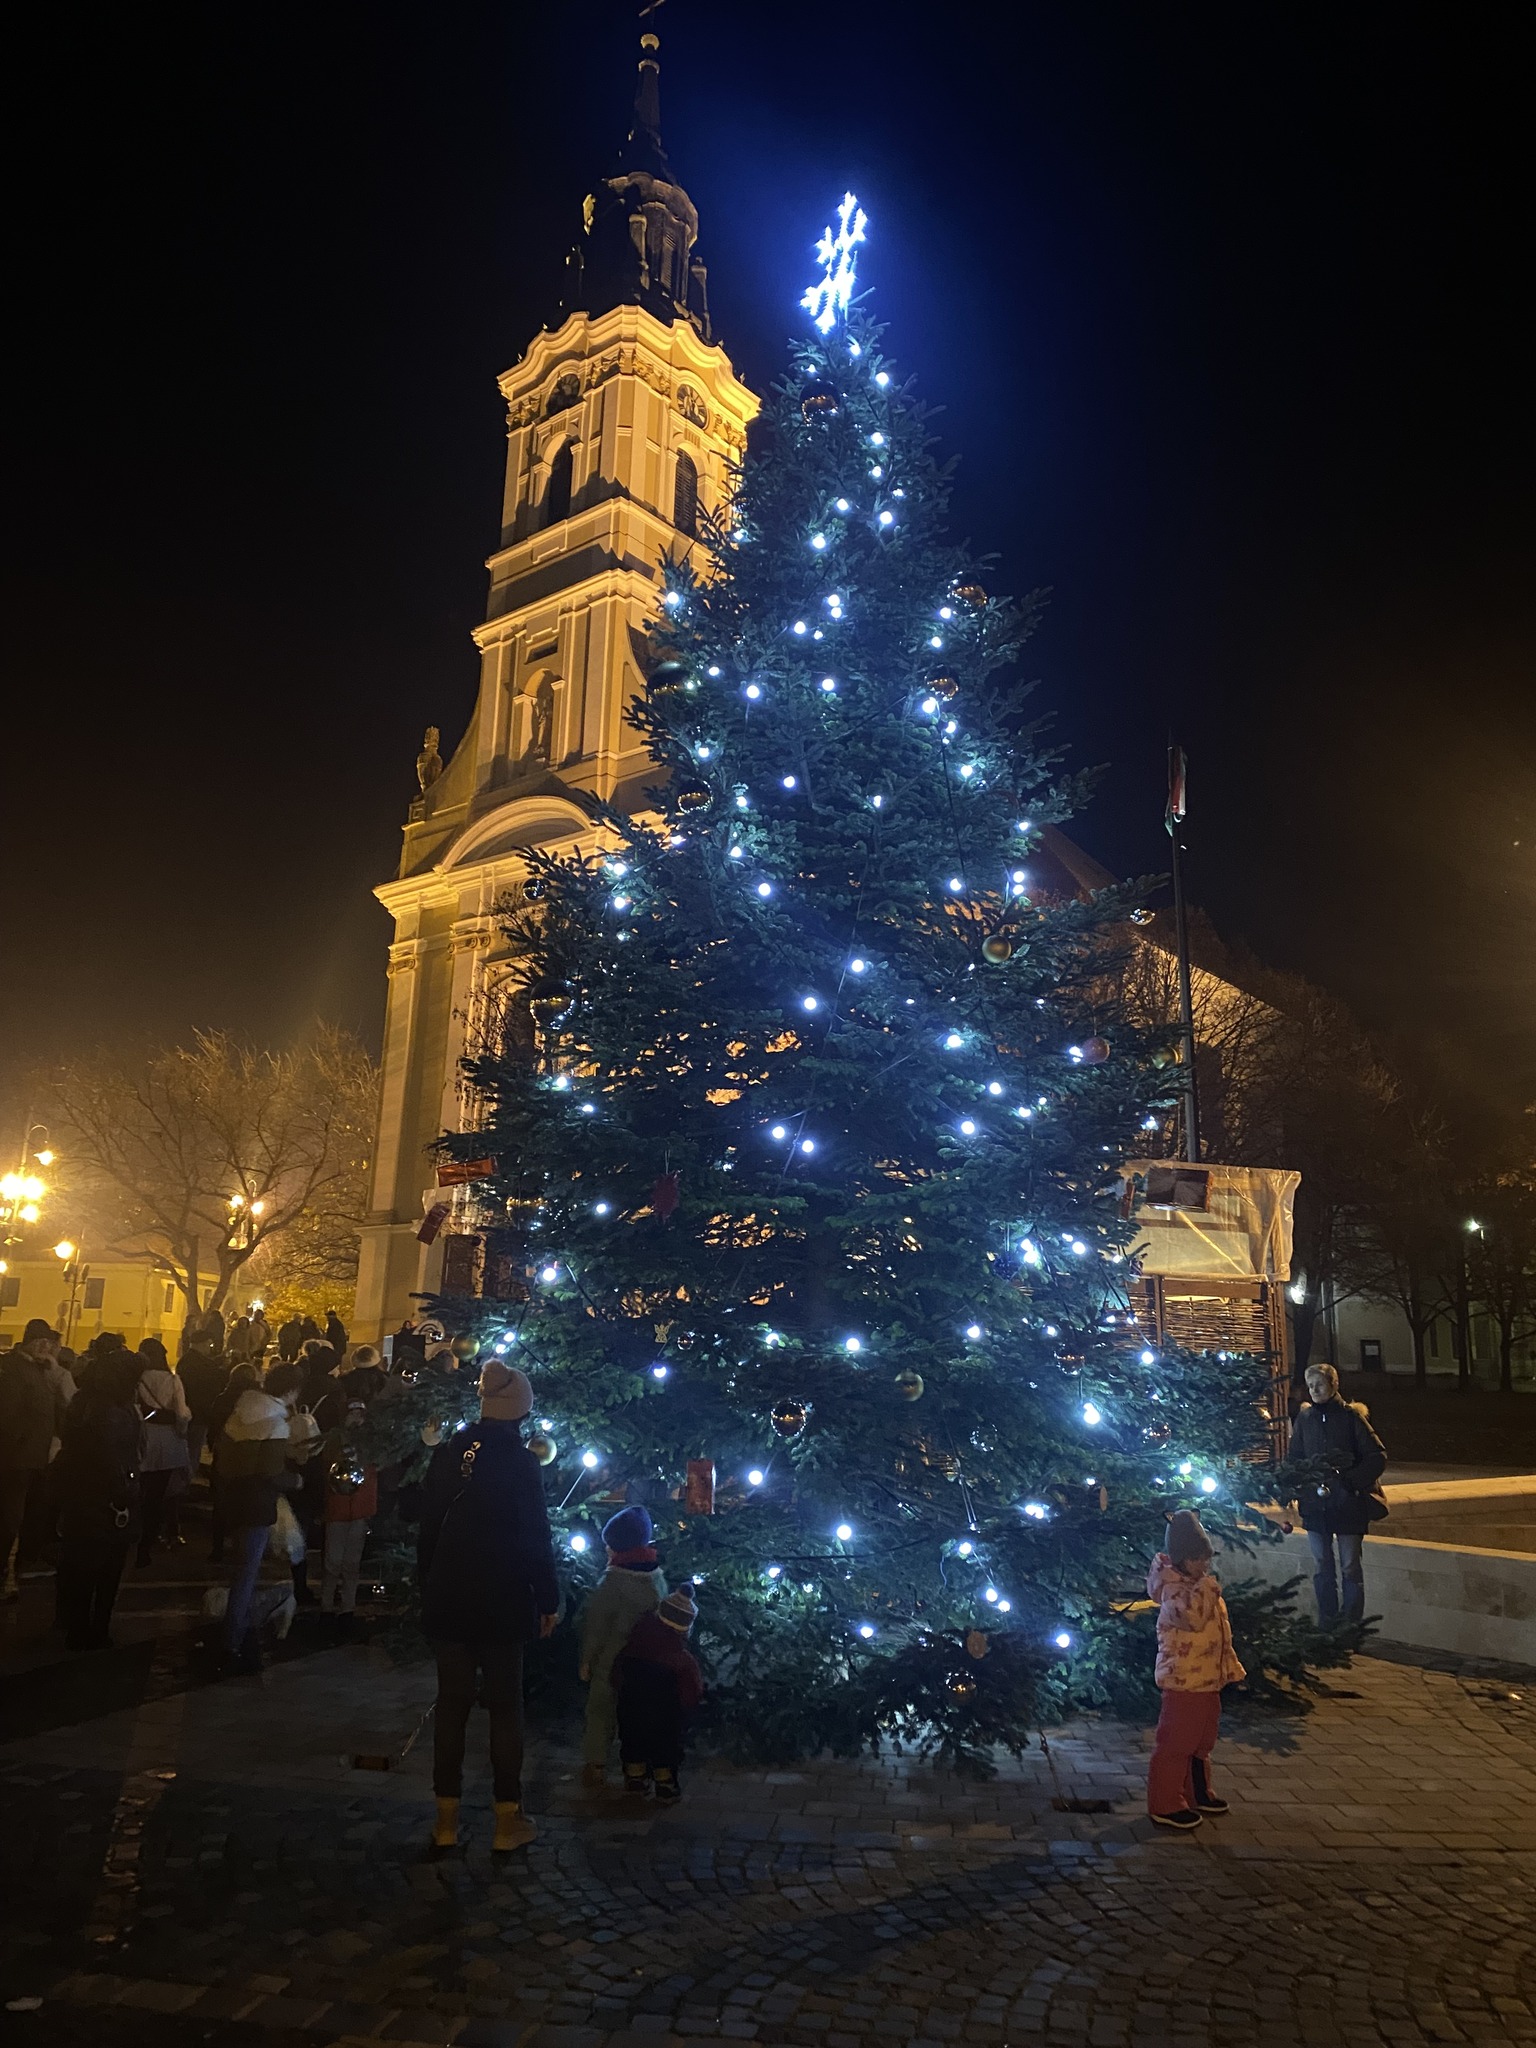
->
xmin=770 ymin=1398 xmax=809 ymax=1440
xmin=1078 ymin=1035 xmax=1111 ymax=1065
xmin=981 ymin=934 xmax=1014 ymax=965
xmin=647 ymin=660 xmax=691 ymax=699
xmin=522 ymin=872 xmax=549 ymax=902
xmin=527 ymin=1431 xmax=558 ymax=1466
xmin=951 ymin=581 xmax=988 ymax=608
xmin=894 ymin=1368 xmax=925 ymax=1402
xmin=451 ymin=1334 xmax=479 ymax=1361
xmin=800 ymin=377 xmax=839 ymax=421
xmin=927 ymin=668 xmax=960 ymax=699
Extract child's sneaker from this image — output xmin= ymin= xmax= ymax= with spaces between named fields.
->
xmin=1190 ymin=1760 xmax=1228 ymax=1814
xmin=653 ymin=1769 xmax=681 ymax=1804
xmin=1149 ymin=1808 xmax=1202 ymax=1831
xmin=623 ymin=1764 xmax=650 ymax=1797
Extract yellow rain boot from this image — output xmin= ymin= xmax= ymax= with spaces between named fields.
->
xmin=430 ymin=1796 xmax=460 ymax=1854
xmin=492 ymin=1801 xmax=537 ymax=1854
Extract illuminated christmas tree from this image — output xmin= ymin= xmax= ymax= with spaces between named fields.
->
xmin=418 ymin=199 xmax=1342 ymax=1766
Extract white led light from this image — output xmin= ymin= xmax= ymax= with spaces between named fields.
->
xmin=835 ymin=497 xmax=851 ymax=512
xmin=540 ymin=1263 xmax=560 ymax=1283
xmin=870 ymin=465 xmax=883 ymax=479
xmin=802 ymin=995 xmax=820 ymax=1012
xmin=870 ymin=431 xmax=886 ymax=446
xmin=858 ymin=1623 xmax=875 ymax=1639
xmin=820 ymin=675 xmax=837 ymax=691
xmin=748 ymin=1468 xmax=765 ymax=1487
xmin=811 ymin=533 xmax=828 ymax=551
xmin=663 ymin=591 xmax=682 ymax=609
xmin=793 ymin=620 xmax=808 ymax=635
xmin=875 ymin=371 xmax=890 ymax=386
xmin=782 ymin=774 xmax=798 ymax=789
xmin=850 ymin=957 xmax=867 ymax=973
xmin=707 ymin=665 xmax=722 ymax=677
xmin=1072 ymin=1241 xmax=1089 ymax=1256
xmin=998 ymin=1599 xmax=1012 ymax=1613
xmin=1011 ymin=869 xmax=1027 ymax=884
xmin=1024 ymin=1501 xmax=1048 ymax=1519
xmin=736 ymin=793 xmax=750 ymax=809
xmin=552 ymin=1075 xmax=570 ymax=1091
xmin=1021 ymin=1240 xmax=1041 ymax=1264
xmin=771 ymin=1124 xmax=788 ymax=1141
xmin=611 ymin=894 xmax=630 ymax=910
xmin=959 ymin=763 xmax=975 ymax=779
xmin=843 ymin=1336 xmax=862 ymax=1353
xmin=836 ymin=1522 xmax=853 ymax=1541
xmin=985 ymin=1586 xmax=999 ymax=1603
xmin=571 ymin=1533 xmax=589 ymax=1552
xmin=930 ymin=635 xmax=944 ymax=649
xmin=800 ymin=1137 xmax=816 ymax=1154
xmin=945 ymin=1032 xmax=964 ymax=1049
xmin=1200 ymin=1476 xmax=1218 ymax=1495
xmin=767 ymin=1565 xmax=782 ymax=1578
xmin=1054 ymin=1631 xmax=1072 ymax=1649
xmin=965 ymin=1323 xmax=982 ymax=1340
xmin=729 ymin=845 xmax=744 ymax=860
xmin=1017 ymin=819 xmax=1032 ymax=833
xmin=938 ymin=605 xmax=953 ymax=620
xmin=878 ymin=509 xmax=894 ymax=527
xmin=959 ymin=1119 xmax=977 ymax=1136
xmin=695 ymin=745 xmax=711 ymax=760
xmin=745 ymin=682 xmax=762 ymax=700
xmin=947 ymin=877 xmax=964 ymax=894
xmin=1082 ymin=1402 xmax=1103 ymax=1426
xmin=756 ymin=880 xmax=773 ymax=897
xmin=1140 ymin=1348 xmax=1156 ymax=1367
xmin=579 ymin=1102 xmax=596 ymax=1115
xmin=651 ymin=1363 xmax=669 ymax=1379
xmin=870 ymin=793 xmax=883 ymax=808
xmin=956 ymin=1541 xmax=973 ymax=1557
xmin=1178 ymin=1461 xmax=1193 ymax=1477
xmin=987 ymin=1081 xmax=1003 ymax=1096
xmin=582 ymin=1450 xmax=600 ymax=1469
xmin=944 ymin=719 xmax=957 ymax=735
xmin=920 ymin=696 xmax=939 ymax=715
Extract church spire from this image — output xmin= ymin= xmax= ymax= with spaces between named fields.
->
xmin=562 ymin=8 xmax=711 ymax=339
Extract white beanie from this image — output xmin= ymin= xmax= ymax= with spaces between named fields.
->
xmin=479 ymin=1360 xmax=533 ymax=1422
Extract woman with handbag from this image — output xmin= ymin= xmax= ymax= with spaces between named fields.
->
xmin=134 ymin=1338 xmax=191 ymax=1566
xmin=1286 ymin=1364 xmax=1389 ymax=1626
xmin=54 ymin=1349 xmax=142 ymax=1651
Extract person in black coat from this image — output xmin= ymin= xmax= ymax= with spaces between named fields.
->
xmin=416 ymin=1361 xmax=560 ymax=1857
xmin=54 ymin=1352 xmax=142 ymax=1651
xmin=1285 ymin=1363 xmax=1388 ymax=1626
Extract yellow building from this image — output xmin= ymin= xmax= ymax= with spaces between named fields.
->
xmin=0 ymin=1253 xmax=187 ymax=1354
xmin=353 ymin=31 xmax=757 ymax=1342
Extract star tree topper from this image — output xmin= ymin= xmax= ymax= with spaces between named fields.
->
xmin=801 ymin=191 xmax=868 ymax=334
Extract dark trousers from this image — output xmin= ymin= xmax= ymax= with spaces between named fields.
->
xmin=431 ymin=1641 xmax=525 ymax=1802
xmin=617 ymin=1661 xmax=685 ymax=1773
xmin=137 ymin=1470 xmax=180 ymax=1559
xmin=1307 ymin=1530 xmax=1366 ymax=1626
xmin=57 ymin=1521 xmax=129 ymax=1648
xmin=1 ymin=1467 xmax=36 ymax=1581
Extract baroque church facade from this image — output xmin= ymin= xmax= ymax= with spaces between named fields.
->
xmin=354 ymin=33 xmax=757 ymax=1342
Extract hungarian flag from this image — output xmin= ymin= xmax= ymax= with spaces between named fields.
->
xmin=1165 ymin=745 xmax=1187 ymax=834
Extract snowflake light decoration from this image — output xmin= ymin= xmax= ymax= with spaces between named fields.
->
xmin=801 ymin=192 xmax=868 ymax=334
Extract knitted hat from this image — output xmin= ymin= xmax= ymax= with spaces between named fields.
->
xmin=479 ymin=1360 xmax=533 ymax=1421
xmin=1166 ymin=1509 xmax=1213 ymax=1565
xmin=659 ymin=1581 xmax=698 ymax=1633
xmin=602 ymin=1505 xmax=654 ymax=1552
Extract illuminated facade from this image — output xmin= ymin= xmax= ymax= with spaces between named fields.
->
xmin=354 ymin=32 xmax=757 ymax=1342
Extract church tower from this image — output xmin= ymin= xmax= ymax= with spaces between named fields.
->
xmin=353 ymin=29 xmax=758 ymax=1342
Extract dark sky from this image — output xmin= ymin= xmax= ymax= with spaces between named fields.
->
xmin=6 ymin=2 xmax=1531 ymax=1120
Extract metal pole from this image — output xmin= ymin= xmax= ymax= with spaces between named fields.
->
xmin=1168 ymin=782 xmax=1201 ymax=1163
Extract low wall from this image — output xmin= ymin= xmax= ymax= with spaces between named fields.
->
xmin=1233 ymin=1525 xmax=1536 ymax=1667
xmin=1377 ymin=1475 xmax=1536 ymax=1554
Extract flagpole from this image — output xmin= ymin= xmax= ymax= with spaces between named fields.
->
xmin=1167 ymin=743 xmax=1201 ymax=1162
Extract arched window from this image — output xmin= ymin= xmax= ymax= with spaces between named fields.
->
xmin=545 ymin=441 xmax=574 ymax=526
xmin=673 ymin=449 xmax=698 ymax=538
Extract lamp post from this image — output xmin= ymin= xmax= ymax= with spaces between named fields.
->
xmin=54 ymin=1238 xmax=87 ymax=1349
xmin=1457 ymin=1218 xmax=1483 ymax=1390
xmin=1 ymin=1122 xmax=54 ymax=1242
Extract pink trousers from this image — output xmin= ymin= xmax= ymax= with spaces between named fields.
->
xmin=1147 ymin=1687 xmax=1221 ymax=1814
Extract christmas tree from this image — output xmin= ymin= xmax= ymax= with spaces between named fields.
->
xmin=410 ymin=198 xmax=1344 ymax=1768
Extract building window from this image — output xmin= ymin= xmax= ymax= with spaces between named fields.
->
xmin=165 ymin=1284 xmax=177 ymax=1313
xmin=83 ymin=1277 xmax=106 ymax=1311
xmin=546 ymin=441 xmax=574 ymax=526
xmin=673 ymin=450 xmax=698 ymax=537
xmin=0 ymin=1276 xmax=19 ymax=1308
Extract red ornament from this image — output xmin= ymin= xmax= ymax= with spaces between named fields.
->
xmin=651 ymin=1171 xmax=681 ymax=1221
xmin=685 ymin=1459 xmax=716 ymax=1514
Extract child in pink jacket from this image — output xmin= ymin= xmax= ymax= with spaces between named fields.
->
xmin=1146 ymin=1509 xmax=1245 ymax=1831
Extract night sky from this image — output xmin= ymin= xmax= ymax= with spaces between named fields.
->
xmin=6 ymin=2 xmax=1531 ymax=1123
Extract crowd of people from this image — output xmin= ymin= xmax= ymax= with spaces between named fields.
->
xmin=0 ymin=1314 xmax=1388 ymax=1851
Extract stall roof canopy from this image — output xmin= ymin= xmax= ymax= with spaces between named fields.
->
xmin=1117 ymin=1161 xmax=1300 ymax=1283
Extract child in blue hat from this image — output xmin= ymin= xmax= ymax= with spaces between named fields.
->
xmin=578 ymin=1503 xmax=665 ymax=1787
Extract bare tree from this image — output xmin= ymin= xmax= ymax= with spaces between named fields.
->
xmin=49 ymin=1029 xmax=377 ymax=1324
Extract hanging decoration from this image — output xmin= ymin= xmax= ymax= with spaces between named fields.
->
xmin=526 ymin=978 xmax=573 ymax=1029
xmin=1077 ymin=1035 xmax=1111 ymax=1066
xmin=522 ymin=873 xmax=549 ymax=902
xmin=527 ymin=1430 xmax=558 ymax=1466
xmin=648 ymin=660 xmax=692 ymax=700
xmin=800 ymin=376 xmax=840 ymax=421
xmin=674 ymin=778 xmax=713 ymax=815
xmin=800 ymin=191 xmax=867 ymax=334
xmin=650 ymin=1171 xmax=681 ymax=1222
xmin=981 ymin=934 xmax=1014 ymax=965
xmin=770 ymin=1398 xmax=810 ymax=1440
xmin=685 ymin=1459 xmax=716 ymax=1514
xmin=894 ymin=1368 xmax=925 ymax=1402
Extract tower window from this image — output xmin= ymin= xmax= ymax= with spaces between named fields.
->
xmin=546 ymin=441 xmax=574 ymax=527
xmin=673 ymin=450 xmax=698 ymax=538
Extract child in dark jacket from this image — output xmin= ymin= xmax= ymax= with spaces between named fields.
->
xmin=614 ymin=1581 xmax=702 ymax=1801
xmin=579 ymin=1505 xmax=666 ymax=1787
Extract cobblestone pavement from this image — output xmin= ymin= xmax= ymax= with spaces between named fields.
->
xmin=1 ymin=1639 xmax=1534 ymax=2048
